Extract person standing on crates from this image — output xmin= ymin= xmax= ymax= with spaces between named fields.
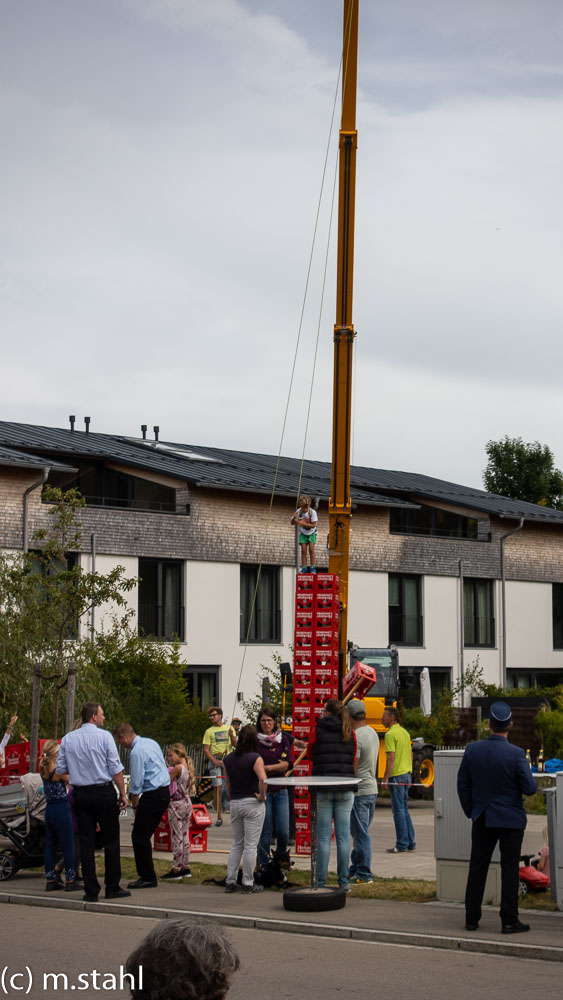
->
xmin=291 ymin=495 xmax=318 ymax=574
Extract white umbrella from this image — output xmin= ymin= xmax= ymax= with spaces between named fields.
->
xmin=420 ymin=668 xmax=431 ymax=716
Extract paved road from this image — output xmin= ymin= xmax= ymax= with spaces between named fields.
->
xmin=2 ymin=904 xmax=560 ymax=1000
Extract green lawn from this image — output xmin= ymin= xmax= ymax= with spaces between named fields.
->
xmin=107 ymin=857 xmax=556 ymax=910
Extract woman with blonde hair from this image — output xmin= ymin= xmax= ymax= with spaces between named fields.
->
xmin=162 ymin=743 xmax=196 ymax=880
xmin=39 ymin=740 xmax=81 ymax=891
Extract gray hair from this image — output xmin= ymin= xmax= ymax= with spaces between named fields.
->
xmin=125 ymin=919 xmax=240 ymax=1000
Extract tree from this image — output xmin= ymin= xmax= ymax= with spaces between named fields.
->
xmin=0 ymin=487 xmax=136 ymax=736
xmin=241 ymin=652 xmax=292 ymax=725
xmin=90 ymin=627 xmax=209 ymax=745
xmin=483 ymin=436 xmax=563 ymax=509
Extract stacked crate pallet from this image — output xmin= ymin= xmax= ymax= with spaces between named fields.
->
xmin=292 ymin=572 xmax=340 ymax=855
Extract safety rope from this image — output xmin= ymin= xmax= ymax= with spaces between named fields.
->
xmin=232 ymin=13 xmax=355 ymax=721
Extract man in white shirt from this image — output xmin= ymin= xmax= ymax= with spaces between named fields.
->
xmin=56 ymin=702 xmax=129 ymax=903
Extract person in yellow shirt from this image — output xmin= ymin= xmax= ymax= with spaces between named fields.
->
xmin=381 ymin=706 xmax=415 ymax=853
xmin=202 ymin=708 xmax=236 ymax=826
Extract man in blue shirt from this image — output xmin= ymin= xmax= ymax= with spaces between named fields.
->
xmin=56 ymin=702 xmax=129 ymax=903
xmin=114 ymin=723 xmax=170 ymax=889
xmin=457 ymin=701 xmax=537 ymax=934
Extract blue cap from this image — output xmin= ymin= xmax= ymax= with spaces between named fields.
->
xmin=490 ymin=701 xmax=512 ymax=724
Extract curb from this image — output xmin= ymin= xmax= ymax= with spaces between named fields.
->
xmin=1 ymin=891 xmax=562 ymax=963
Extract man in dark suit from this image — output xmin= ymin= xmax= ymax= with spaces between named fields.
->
xmin=457 ymin=701 xmax=537 ymax=934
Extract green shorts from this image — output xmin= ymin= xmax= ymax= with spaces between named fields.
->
xmin=299 ymin=532 xmax=317 ymax=545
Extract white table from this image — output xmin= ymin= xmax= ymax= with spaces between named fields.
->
xmin=266 ymin=775 xmax=359 ymax=888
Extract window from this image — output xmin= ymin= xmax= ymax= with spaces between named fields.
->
xmin=138 ymin=558 xmax=184 ymax=640
xmin=47 ymin=466 xmax=177 ymax=513
xmin=388 ymin=574 xmax=422 ymax=645
xmin=553 ymin=584 xmax=563 ymax=649
xmin=464 ymin=578 xmax=494 ymax=647
xmin=183 ymin=666 xmax=220 ymax=710
xmin=240 ymin=565 xmax=281 ymax=643
xmin=390 ymin=505 xmax=479 ymax=540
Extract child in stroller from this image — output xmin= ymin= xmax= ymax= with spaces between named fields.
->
xmin=0 ymin=772 xmax=47 ymax=881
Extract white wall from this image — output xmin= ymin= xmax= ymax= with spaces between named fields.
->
xmin=506 ymin=580 xmax=563 ymax=669
xmin=80 ymin=553 xmax=139 ymax=633
xmin=184 ymin=561 xmax=295 ymax=719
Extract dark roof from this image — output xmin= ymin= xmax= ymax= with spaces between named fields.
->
xmin=0 ymin=420 xmax=562 ymax=525
xmin=0 ymin=443 xmax=76 ymax=473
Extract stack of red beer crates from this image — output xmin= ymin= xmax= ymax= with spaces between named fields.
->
xmin=292 ymin=572 xmax=340 ymax=855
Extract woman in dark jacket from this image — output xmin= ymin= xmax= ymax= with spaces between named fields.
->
xmin=306 ymin=699 xmax=357 ymax=890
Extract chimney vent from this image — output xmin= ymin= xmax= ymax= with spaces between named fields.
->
xmin=84 ymin=417 xmax=91 ymax=434
xmin=69 ymin=415 xmax=76 ymax=433
xmin=153 ymin=425 xmax=159 ymax=442
xmin=141 ymin=424 xmax=147 ymax=440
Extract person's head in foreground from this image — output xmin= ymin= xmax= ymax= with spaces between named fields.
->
xmin=126 ymin=918 xmax=240 ymax=1000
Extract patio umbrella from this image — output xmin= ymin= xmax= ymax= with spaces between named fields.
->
xmin=420 ymin=667 xmax=431 ymax=716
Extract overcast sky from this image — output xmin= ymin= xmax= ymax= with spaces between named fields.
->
xmin=2 ymin=1 xmax=563 ymax=490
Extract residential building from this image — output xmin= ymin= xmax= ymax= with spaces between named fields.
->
xmin=2 ymin=418 xmax=563 ymax=717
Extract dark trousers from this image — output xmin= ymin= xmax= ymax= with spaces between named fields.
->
xmin=132 ymin=786 xmax=170 ymax=881
xmin=73 ymin=783 xmax=121 ymax=899
xmin=465 ymin=812 xmax=524 ymax=926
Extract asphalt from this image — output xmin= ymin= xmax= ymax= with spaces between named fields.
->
xmin=2 ymin=799 xmax=561 ymax=964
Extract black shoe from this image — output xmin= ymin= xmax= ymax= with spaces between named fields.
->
xmin=105 ymin=887 xmax=132 ymax=899
xmin=160 ymin=869 xmax=183 ymax=881
xmin=180 ymin=867 xmax=192 ymax=878
xmin=501 ymin=920 xmax=530 ymax=934
xmin=83 ymin=894 xmax=99 ymax=902
xmin=45 ymin=879 xmax=63 ymax=892
xmin=241 ymin=884 xmax=264 ymax=894
xmin=215 ymin=819 xmax=223 ymax=827
xmin=127 ymin=878 xmax=158 ymax=889
xmin=224 ymin=883 xmax=238 ymax=893
xmin=465 ymin=922 xmax=479 ymax=931
xmin=64 ymin=880 xmax=83 ymax=892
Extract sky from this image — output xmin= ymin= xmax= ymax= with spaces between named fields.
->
xmin=2 ymin=0 xmax=563 ymax=490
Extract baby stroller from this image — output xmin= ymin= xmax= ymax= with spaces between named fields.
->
xmin=0 ymin=773 xmax=47 ymax=881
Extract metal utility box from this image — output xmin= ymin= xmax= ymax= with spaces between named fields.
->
xmin=434 ymin=750 xmax=500 ymax=904
xmin=545 ymin=773 xmax=563 ymax=911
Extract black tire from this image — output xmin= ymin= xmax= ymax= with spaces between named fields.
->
xmin=283 ymin=886 xmax=347 ymax=912
xmin=0 ymin=851 xmax=17 ymax=881
xmin=410 ymin=746 xmax=435 ymax=800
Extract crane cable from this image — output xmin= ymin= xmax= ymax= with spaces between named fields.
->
xmin=231 ymin=32 xmax=352 ymax=721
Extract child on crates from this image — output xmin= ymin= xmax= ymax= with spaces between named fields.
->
xmin=162 ymin=744 xmax=196 ymax=881
xmin=39 ymin=740 xmax=81 ymax=892
xmin=291 ymin=496 xmax=318 ymax=573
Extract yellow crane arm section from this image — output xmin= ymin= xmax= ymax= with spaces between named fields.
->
xmin=328 ymin=0 xmax=359 ymax=666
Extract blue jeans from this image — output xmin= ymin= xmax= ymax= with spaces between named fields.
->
xmin=316 ymin=789 xmax=354 ymax=887
xmin=44 ymin=799 xmax=76 ymax=882
xmin=388 ymin=773 xmax=415 ymax=851
xmin=258 ymin=790 xmax=289 ymax=866
xmin=349 ymin=793 xmax=377 ymax=880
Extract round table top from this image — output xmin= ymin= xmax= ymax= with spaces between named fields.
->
xmin=265 ymin=775 xmax=359 ymax=788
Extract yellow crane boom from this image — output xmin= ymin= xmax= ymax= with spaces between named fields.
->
xmin=328 ymin=0 xmax=359 ymax=667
